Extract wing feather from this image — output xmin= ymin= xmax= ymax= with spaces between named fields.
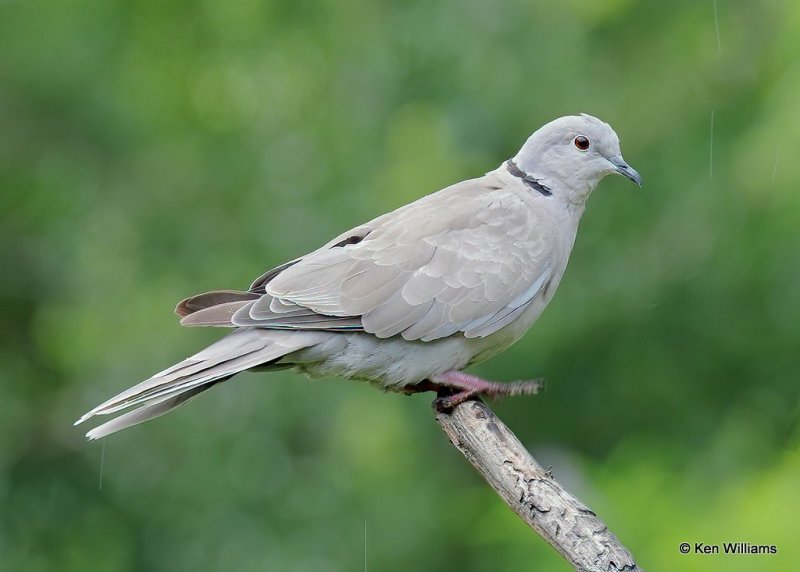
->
xmin=179 ymin=171 xmax=559 ymax=341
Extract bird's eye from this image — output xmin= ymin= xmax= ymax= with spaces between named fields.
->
xmin=574 ymin=136 xmax=590 ymax=151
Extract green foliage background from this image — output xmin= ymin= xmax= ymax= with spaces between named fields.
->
xmin=2 ymin=0 xmax=799 ymax=570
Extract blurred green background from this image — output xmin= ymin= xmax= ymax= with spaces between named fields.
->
xmin=2 ymin=0 xmax=799 ymax=570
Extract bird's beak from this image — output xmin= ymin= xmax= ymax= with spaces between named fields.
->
xmin=607 ymin=155 xmax=642 ymax=187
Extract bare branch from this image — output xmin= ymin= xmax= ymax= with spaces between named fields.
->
xmin=434 ymin=398 xmax=641 ymax=572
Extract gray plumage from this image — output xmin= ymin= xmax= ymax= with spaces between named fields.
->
xmin=77 ymin=114 xmax=641 ymax=439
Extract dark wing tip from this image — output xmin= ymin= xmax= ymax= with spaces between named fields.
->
xmin=179 ymin=300 xmax=254 ymax=327
xmin=175 ymin=290 xmax=260 ymax=318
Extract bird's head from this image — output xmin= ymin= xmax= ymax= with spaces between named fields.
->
xmin=512 ymin=114 xmax=641 ymax=206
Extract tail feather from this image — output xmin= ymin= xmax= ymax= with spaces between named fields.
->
xmin=116 ymin=338 xmax=293 ymax=411
xmin=85 ymin=379 xmax=226 ymax=440
xmin=75 ymin=330 xmax=267 ymax=423
xmin=76 ymin=329 xmax=325 ymax=439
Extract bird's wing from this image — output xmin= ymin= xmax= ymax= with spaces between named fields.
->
xmin=182 ymin=173 xmax=558 ymax=342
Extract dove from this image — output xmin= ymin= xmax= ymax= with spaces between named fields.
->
xmin=76 ymin=113 xmax=641 ymax=440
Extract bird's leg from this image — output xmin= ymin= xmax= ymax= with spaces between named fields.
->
xmin=431 ymin=388 xmax=479 ymax=410
xmin=401 ymin=370 xmax=545 ymax=410
xmin=398 ymin=379 xmax=477 ymax=408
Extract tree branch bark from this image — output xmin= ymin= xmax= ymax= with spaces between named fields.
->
xmin=433 ymin=398 xmax=641 ymax=572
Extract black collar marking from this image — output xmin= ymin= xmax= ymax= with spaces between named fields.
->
xmin=505 ymin=160 xmax=552 ymax=197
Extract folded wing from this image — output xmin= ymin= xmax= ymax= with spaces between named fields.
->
xmin=181 ymin=175 xmax=557 ymax=342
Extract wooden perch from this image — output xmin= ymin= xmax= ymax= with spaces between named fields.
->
xmin=434 ymin=398 xmax=641 ymax=572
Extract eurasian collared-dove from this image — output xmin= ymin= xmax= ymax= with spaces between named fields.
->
xmin=76 ymin=114 xmax=641 ymax=439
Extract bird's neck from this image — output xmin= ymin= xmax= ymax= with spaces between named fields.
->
xmin=506 ymin=157 xmax=594 ymax=214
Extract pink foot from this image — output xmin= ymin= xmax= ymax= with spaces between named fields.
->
xmin=427 ymin=370 xmax=545 ymax=410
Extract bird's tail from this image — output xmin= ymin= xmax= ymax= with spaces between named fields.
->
xmin=75 ymin=328 xmax=324 ymax=440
